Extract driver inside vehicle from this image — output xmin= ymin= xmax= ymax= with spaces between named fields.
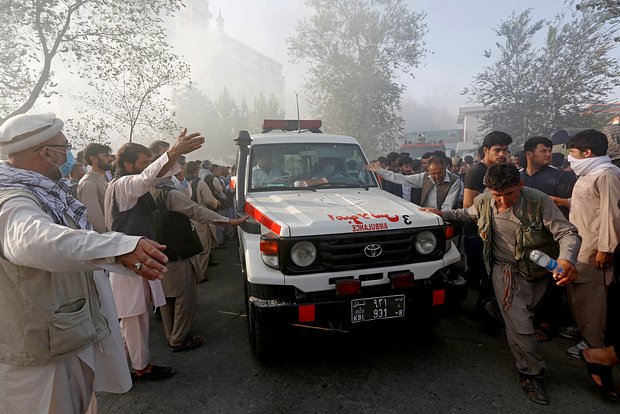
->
xmin=251 ymin=150 xmax=286 ymax=188
xmin=312 ymin=157 xmax=342 ymax=179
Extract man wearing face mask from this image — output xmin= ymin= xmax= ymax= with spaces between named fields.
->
xmin=0 ymin=112 xmax=171 ymax=413
xmin=563 ymin=129 xmax=620 ymax=359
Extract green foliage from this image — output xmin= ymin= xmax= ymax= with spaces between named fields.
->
xmin=287 ymin=0 xmax=427 ymax=157
xmin=0 ymin=0 xmax=183 ymax=122
xmin=72 ymin=46 xmax=189 ymax=143
xmin=465 ymin=8 xmax=620 ymax=146
xmin=171 ymin=86 xmax=284 ymax=162
xmin=576 ymin=0 xmax=620 ymax=18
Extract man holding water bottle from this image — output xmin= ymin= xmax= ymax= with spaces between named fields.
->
xmin=421 ymin=163 xmax=581 ymax=405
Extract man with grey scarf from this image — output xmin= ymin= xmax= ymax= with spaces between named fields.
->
xmin=0 ymin=112 xmax=169 ymax=414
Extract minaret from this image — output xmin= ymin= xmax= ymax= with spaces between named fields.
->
xmin=216 ymin=9 xmax=224 ymax=31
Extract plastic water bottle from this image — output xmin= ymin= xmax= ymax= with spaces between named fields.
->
xmin=530 ymin=250 xmax=563 ymax=274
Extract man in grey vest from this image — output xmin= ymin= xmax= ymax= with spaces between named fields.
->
xmin=422 ymin=164 xmax=581 ymax=405
xmin=367 ymin=155 xmax=461 ymax=209
xmin=0 ymin=112 xmax=169 ymax=413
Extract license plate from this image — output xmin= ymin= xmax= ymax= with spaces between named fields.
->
xmin=351 ymin=294 xmax=405 ymax=323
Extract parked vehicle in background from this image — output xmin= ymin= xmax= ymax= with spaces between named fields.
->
xmin=399 ymin=142 xmax=446 ymax=158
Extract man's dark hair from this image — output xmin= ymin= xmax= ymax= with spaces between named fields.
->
xmin=477 ymin=146 xmax=485 ymax=159
xmin=515 ymin=150 xmax=527 ymax=169
xmin=84 ymin=143 xmax=112 ymax=166
xmin=524 ymin=136 xmax=553 ymax=153
xmin=484 ymin=164 xmax=521 ymax=191
xmin=482 ymin=131 xmax=512 ymax=149
xmin=428 ymin=155 xmax=446 ymax=168
xmin=75 ymin=150 xmax=85 ymax=164
xmin=148 ymin=140 xmax=170 ymax=156
xmin=464 ymin=155 xmax=474 ymax=165
xmin=116 ymin=143 xmax=151 ymax=174
xmin=566 ymin=129 xmax=608 ymax=156
xmin=377 ymin=156 xmax=387 ymax=165
xmin=399 ymin=156 xmax=414 ymax=166
xmin=421 ymin=152 xmax=433 ymax=159
xmin=551 ymin=152 xmax=565 ymax=168
xmin=386 ymin=152 xmax=400 ymax=163
xmin=185 ymin=160 xmax=199 ymax=177
xmin=411 ymin=159 xmax=422 ymax=171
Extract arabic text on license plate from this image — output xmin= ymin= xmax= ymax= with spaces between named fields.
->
xmin=351 ymin=294 xmax=405 ymax=323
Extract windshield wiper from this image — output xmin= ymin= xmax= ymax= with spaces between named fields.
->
xmin=307 ymin=182 xmax=368 ymax=189
xmin=253 ymin=186 xmax=316 ymax=192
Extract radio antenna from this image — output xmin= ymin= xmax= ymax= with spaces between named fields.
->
xmin=295 ymin=92 xmax=301 ymax=133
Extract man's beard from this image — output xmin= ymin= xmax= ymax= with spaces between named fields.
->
xmin=97 ymin=160 xmax=110 ymax=171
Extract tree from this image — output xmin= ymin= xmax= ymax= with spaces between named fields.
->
xmin=72 ymin=47 xmax=189 ymax=143
xmin=577 ymin=0 xmax=620 ymax=18
xmin=0 ymin=0 xmax=182 ymax=122
xmin=464 ymin=8 xmax=620 ymax=146
xmin=576 ymin=0 xmax=620 ymax=40
xmin=287 ymin=0 xmax=427 ymax=157
xmin=247 ymin=91 xmax=285 ymax=133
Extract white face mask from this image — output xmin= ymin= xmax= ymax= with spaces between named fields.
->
xmin=566 ymin=155 xmax=584 ymax=174
xmin=568 ymin=154 xmax=613 ymax=176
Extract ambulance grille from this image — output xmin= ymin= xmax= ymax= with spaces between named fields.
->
xmin=280 ymin=227 xmax=445 ymax=275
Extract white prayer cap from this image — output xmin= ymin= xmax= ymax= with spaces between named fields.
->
xmin=0 ymin=112 xmax=64 ymax=156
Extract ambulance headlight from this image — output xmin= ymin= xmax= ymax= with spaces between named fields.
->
xmin=290 ymin=241 xmax=317 ymax=267
xmin=415 ymin=231 xmax=436 ymax=255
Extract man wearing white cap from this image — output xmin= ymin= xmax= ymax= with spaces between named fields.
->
xmin=0 ymin=112 xmax=170 ymax=413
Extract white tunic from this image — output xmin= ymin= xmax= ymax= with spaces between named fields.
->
xmin=104 ymin=153 xmax=180 ymax=316
xmin=0 ymin=196 xmax=142 ymax=413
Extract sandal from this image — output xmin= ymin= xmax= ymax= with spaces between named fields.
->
xmin=131 ymin=364 xmax=174 ymax=381
xmin=169 ymin=335 xmax=204 ymax=353
xmin=519 ymin=375 xmax=549 ymax=405
xmin=580 ymin=350 xmax=620 ymax=402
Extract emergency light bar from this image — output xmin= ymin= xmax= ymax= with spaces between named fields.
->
xmin=262 ymin=119 xmax=322 ymax=133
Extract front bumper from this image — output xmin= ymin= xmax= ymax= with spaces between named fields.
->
xmin=248 ymin=269 xmax=466 ymax=329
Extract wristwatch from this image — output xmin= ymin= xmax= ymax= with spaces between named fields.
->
xmin=104 ymin=256 xmax=117 ymax=264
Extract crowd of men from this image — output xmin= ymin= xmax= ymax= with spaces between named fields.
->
xmin=368 ymin=127 xmax=620 ymax=405
xmin=0 ymin=113 xmax=244 ymax=413
xmin=1 ymin=110 xmax=620 ymax=412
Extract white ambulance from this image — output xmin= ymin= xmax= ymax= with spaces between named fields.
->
xmin=233 ymin=120 xmax=465 ymax=359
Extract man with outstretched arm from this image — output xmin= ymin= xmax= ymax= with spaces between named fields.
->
xmin=421 ymin=164 xmax=581 ymax=405
xmin=104 ymin=129 xmax=203 ymax=381
xmin=0 ymin=112 xmax=169 ymax=413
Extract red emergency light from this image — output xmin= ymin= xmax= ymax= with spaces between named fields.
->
xmin=262 ymin=119 xmax=322 ymax=133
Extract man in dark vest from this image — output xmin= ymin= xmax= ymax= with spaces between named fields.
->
xmin=367 ymin=155 xmax=461 ymax=209
xmin=422 ymin=164 xmax=581 ymax=405
xmin=104 ymin=129 xmax=203 ymax=380
xmin=149 ymin=168 xmax=246 ymax=352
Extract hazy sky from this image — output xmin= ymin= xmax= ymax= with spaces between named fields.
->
xmin=209 ymin=0 xmax=620 ymax=131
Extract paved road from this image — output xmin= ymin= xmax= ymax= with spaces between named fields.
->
xmin=97 ymin=243 xmax=618 ymax=413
